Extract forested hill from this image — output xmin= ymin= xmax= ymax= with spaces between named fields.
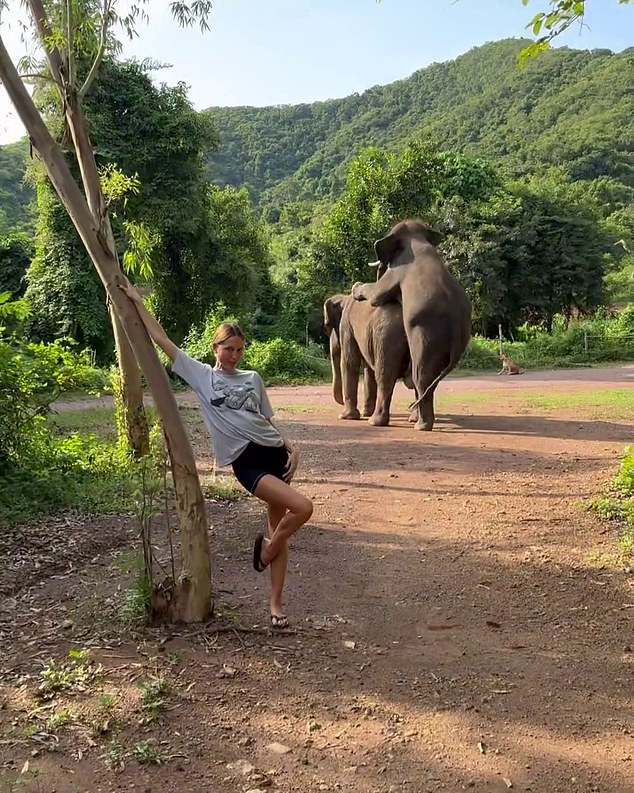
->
xmin=0 ymin=139 xmax=33 ymax=234
xmin=207 ymin=38 xmax=634 ymax=207
xmin=2 ymin=38 xmax=633 ymax=230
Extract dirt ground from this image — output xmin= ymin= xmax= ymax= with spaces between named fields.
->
xmin=1 ymin=366 xmax=633 ymax=793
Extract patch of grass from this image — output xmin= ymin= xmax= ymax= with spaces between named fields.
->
xmin=112 ymin=550 xmax=152 ymax=623
xmin=519 ymin=389 xmax=634 ymax=416
xmin=138 ymin=676 xmax=169 ymax=722
xmin=134 ymin=739 xmax=165 ymax=766
xmin=0 ymin=435 xmax=146 ymax=526
xmin=47 ymin=406 xmax=118 ymax=438
xmin=592 ymin=447 xmax=634 ymax=561
xmin=45 ymin=707 xmax=74 ymax=732
xmin=101 ymin=737 xmax=126 ymax=771
xmin=202 ymin=475 xmax=242 ymax=501
xmin=38 ymin=649 xmax=104 ymax=700
xmin=23 ymin=722 xmax=38 ymax=739
xmin=91 ymin=692 xmax=118 ymax=736
xmin=396 ymin=387 xmax=634 ymax=419
xmin=217 ymin=605 xmax=243 ymax=627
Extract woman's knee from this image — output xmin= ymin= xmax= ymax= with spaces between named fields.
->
xmin=292 ymin=494 xmax=313 ymax=524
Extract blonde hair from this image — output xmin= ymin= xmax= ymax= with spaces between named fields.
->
xmin=212 ymin=322 xmax=245 ymax=348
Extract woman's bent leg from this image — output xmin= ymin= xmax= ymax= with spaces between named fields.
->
xmin=253 ymin=475 xmax=313 ymax=565
xmin=267 ymin=502 xmax=288 ymax=619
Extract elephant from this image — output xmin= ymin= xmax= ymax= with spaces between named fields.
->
xmin=323 ymin=293 xmax=411 ymax=426
xmin=352 ymin=218 xmax=471 ymax=432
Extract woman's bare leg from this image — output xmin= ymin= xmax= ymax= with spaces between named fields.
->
xmin=253 ymin=475 xmax=313 ymax=620
xmin=253 ymin=475 xmax=313 ymax=564
xmin=267 ymin=502 xmax=288 ymax=618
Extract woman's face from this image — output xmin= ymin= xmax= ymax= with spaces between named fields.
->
xmin=214 ymin=335 xmax=244 ymax=372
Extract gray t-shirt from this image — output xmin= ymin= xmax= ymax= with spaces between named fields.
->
xmin=172 ymin=350 xmax=284 ymax=466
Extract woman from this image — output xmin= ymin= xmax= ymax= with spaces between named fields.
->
xmin=121 ymin=284 xmax=313 ymax=629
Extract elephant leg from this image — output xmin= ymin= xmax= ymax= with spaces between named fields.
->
xmin=420 ymin=383 xmax=438 ymax=429
xmin=330 ymin=333 xmax=344 ymax=405
xmin=339 ymin=329 xmax=362 ymax=420
xmin=408 ymin=327 xmax=445 ymax=432
xmin=362 ymin=367 xmax=377 ymax=417
xmin=368 ymin=370 xmax=398 ymax=426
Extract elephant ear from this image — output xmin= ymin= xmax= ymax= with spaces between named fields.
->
xmin=374 ymin=232 xmax=402 ymax=265
xmin=323 ymin=295 xmax=345 ymax=336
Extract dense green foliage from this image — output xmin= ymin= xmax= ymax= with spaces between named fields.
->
xmin=462 ymin=305 xmax=634 ymax=369
xmin=26 ymin=184 xmax=113 ymax=358
xmin=243 ymin=338 xmax=329 ymax=385
xmin=272 ymin=140 xmax=624 ymax=341
xmin=0 ymin=232 xmax=34 ymax=297
xmin=0 ymin=140 xmax=33 ymax=235
xmin=0 ymin=294 xmax=124 ymax=525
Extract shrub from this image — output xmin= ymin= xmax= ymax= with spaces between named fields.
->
xmin=0 ymin=326 xmax=133 ymax=525
xmin=183 ymin=302 xmax=243 ymax=365
xmin=459 ymin=336 xmax=500 ymax=370
xmin=243 ymin=338 xmax=329 ymax=385
xmin=592 ymin=447 xmax=634 ymax=559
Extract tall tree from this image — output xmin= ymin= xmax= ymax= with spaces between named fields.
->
xmin=309 ymin=140 xmax=496 ymax=292
xmin=26 ymin=59 xmax=218 ymax=357
xmin=0 ymin=1 xmax=213 ymax=622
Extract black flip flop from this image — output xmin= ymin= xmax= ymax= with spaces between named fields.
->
xmin=270 ymin=614 xmax=289 ymax=629
xmin=252 ymin=532 xmax=269 ymax=572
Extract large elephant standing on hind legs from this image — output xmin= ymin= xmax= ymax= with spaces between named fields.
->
xmin=323 ymin=293 xmax=411 ymax=426
xmin=352 ymin=219 xmax=471 ymax=431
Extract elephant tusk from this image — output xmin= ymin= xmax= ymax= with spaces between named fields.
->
xmin=367 ymin=260 xmax=381 ymax=267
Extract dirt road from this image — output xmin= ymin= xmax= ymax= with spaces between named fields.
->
xmin=1 ymin=366 xmax=633 ymax=793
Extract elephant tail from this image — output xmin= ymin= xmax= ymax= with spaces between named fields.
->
xmin=407 ymin=337 xmax=464 ymax=411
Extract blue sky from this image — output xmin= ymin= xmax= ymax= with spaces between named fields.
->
xmin=0 ymin=0 xmax=632 ymax=144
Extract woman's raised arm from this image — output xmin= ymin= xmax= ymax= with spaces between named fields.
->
xmin=120 ymin=284 xmax=179 ymax=362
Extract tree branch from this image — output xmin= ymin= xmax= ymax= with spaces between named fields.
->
xmin=79 ymin=0 xmax=112 ymax=100
xmin=65 ymin=0 xmax=75 ymax=88
xmin=26 ymin=0 xmax=67 ymax=94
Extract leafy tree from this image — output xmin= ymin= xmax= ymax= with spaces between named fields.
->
xmin=308 ymin=140 xmax=497 ymax=292
xmin=26 ymin=186 xmax=112 ymax=357
xmin=26 ymin=58 xmax=218 ymax=356
xmin=0 ymin=0 xmax=214 ymax=623
xmin=437 ymin=176 xmax=612 ymax=333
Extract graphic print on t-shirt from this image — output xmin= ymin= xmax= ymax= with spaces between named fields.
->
xmin=210 ymin=381 xmax=259 ymax=413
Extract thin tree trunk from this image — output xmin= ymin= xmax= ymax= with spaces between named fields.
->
xmin=0 ymin=34 xmax=212 ymax=623
xmin=111 ymin=306 xmax=149 ymax=457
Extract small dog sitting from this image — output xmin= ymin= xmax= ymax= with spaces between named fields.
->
xmin=498 ymin=351 xmax=524 ymax=375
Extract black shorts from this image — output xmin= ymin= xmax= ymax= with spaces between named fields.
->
xmin=231 ymin=441 xmax=289 ymax=494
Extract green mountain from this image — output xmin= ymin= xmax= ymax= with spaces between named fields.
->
xmin=1 ymin=38 xmax=633 ymax=232
xmin=207 ymin=38 xmax=634 ymax=207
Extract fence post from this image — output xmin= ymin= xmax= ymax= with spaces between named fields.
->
xmin=583 ymin=329 xmax=588 ymax=354
xmin=498 ymin=324 xmax=504 ymax=355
